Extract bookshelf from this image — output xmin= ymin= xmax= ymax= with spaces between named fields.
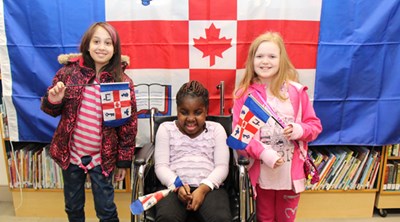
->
xmin=0 ymin=111 xmax=387 ymax=219
xmin=374 ymin=144 xmax=400 ymax=217
xmin=0 ymin=114 xmax=132 ymax=219
xmin=297 ymin=145 xmax=383 ymax=219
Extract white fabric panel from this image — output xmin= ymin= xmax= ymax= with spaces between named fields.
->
xmin=237 ymin=0 xmax=322 ymax=21
xmin=189 ymin=20 xmax=237 ymax=69
xmin=105 ymin=0 xmax=189 ymax=21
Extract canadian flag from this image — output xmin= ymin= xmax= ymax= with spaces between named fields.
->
xmin=106 ymin=0 xmax=321 ymax=113
xmin=104 ymin=0 xmax=321 ymax=145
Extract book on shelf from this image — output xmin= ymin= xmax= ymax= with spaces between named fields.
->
xmin=391 ymin=162 xmax=398 ymax=190
xmin=391 ymin=144 xmax=400 ymax=157
xmin=134 ymin=83 xmax=172 ymax=118
xmin=329 ymin=147 xmax=353 ymax=190
xmin=367 ymin=160 xmax=380 ymax=189
xmin=324 ymin=147 xmax=347 ymax=190
xmin=356 ymin=150 xmax=379 ymax=189
xmin=347 ymin=146 xmax=370 ymax=189
xmin=306 ymin=146 xmax=381 ymax=191
xmin=395 ymin=161 xmax=400 ymax=190
xmin=310 ymin=147 xmax=337 ymax=190
xmin=385 ymin=163 xmax=395 ymax=191
xmin=5 ymin=142 xmax=128 ymax=190
xmin=382 ymin=163 xmax=391 ymax=191
xmin=342 ymin=157 xmax=361 ymax=190
xmin=368 ymin=150 xmax=381 ymax=189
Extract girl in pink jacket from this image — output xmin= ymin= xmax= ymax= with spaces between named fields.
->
xmin=232 ymin=32 xmax=322 ymax=222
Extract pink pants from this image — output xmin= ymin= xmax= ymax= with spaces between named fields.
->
xmin=256 ymin=185 xmax=301 ymax=222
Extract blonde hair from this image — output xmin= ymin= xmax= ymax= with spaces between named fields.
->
xmin=235 ymin=32 xmax=299 ymax=100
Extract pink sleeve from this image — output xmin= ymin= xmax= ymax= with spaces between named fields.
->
xmin=233 ymin=95 xmax=280 ymax=165
xmin=298 ymin=90 xmax=322 ymax=142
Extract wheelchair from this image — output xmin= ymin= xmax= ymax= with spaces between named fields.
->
xmin=131 ymin=108 xmax=256 ymax=222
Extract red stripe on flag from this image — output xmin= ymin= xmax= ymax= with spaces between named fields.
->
xmin=109 ymin=21 xmax=189 ymax=69
xmin=189 ymin=0 xmax=237 ymax=20
xmin=190 ymin=69 xmax=235 ymax=115
xmin=237 ymin=112 xmax=258 ymax=140
xmin=102 ymin=91 xmax=130 ymax=119
xmin=237 ymin=20 xmax=320 ymax=69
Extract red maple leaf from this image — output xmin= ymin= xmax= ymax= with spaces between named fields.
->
xmin=193 ymin=23 xmax=232 ymax=66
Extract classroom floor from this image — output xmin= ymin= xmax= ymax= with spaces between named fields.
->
xmin=1 ymin=201 xmax=399 ymax=222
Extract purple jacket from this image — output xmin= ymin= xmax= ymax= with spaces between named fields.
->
xmin=232 ymin=81 xmax=322 ymax=193
xmin=41 ymin=54 xmax=138 ymax=176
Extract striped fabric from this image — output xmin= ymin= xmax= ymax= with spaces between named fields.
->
xmin=70 ymin=81 xmax=102 ymax=172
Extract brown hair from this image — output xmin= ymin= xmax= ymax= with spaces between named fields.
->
xmin=79 ymin=22 xmax=123 ymax=82
xmin=235 ymin=31 xmax=298 ymax=100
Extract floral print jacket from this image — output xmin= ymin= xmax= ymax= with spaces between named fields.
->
xmin=41 ymin=54 xmax=137 ymax=176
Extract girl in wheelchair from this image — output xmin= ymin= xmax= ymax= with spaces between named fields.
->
xmin=154 ymin=80 xmax=232 ymax=222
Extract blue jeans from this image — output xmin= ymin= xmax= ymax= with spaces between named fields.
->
xmin=62 ymin=163 xmax=119 ymax=222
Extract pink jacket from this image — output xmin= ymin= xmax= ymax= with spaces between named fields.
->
xmin=232 ymin=82 xmax=322 ymax=193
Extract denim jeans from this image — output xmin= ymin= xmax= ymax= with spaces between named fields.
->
xmin=62 ymin=163 xmax=119 ymax=222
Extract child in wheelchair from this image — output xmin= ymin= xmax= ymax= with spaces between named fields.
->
xmin=153 ymin=80 xmax=232 ymax=222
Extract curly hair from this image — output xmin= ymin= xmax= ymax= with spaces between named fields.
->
xmin=176 ymin=80 xmax=209 ymax=110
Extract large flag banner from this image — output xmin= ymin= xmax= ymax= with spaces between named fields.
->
xmin=0 ymin=0 xmax=321 ymax=144
xmin=313 ymin=1 xmax=400 ymax=145
xmin=0 ymin=0 xmax=398 ymax=146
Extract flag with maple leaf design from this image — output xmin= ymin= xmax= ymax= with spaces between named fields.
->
xmin=105 ymin=0 xmax=321 ymax=145
xmin=0 ymin=0 xmax=322 ymax=144
xmin=193 ymin=23 xmax=233 ymax=67
xmin=2 ymin=0 xmax=400 ymax=147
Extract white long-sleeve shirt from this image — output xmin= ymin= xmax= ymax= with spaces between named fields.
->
xmin=154 ymin=121 xmax=229 ymax=190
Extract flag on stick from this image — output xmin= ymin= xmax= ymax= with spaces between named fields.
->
xmin=100 ymin=82 xmax=131 ymax=127
xmin=130 ymin=176 xmax=184 ymax=215
xmin=253 ymin=91 xmax=320 ymax=184
xmin=227 ymin=94 xmax=271 ymax=150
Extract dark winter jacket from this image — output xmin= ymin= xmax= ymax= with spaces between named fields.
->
xmin=40 ymin=54 xmax=137 ymax=176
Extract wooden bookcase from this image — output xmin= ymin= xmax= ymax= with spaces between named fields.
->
xmin=0 ymin=114 xmax=133 ymax=220
xmin=297 ymin=145 xmax=384 ymax=219
xmin=374 ymin=145 xmax=400 ymax=217
xmin=0 ymin=113 xmax=386 ymax=219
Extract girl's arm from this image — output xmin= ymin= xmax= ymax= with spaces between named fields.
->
xmin=41 ymin=67 xmax=68 ymax=117
xmin=200 ymin=123 xmax=229 ymax=190
xmin=289 ymin=89 xmax=322 ymax=142
xmin=154 ymin=123 xmax=178 ymax=187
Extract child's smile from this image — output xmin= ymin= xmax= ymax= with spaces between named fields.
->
xmin=176 ymin=96 xmax=207 ymax=138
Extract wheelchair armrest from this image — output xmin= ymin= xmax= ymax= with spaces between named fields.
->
xmin=237 ymin=156 xmax=250 ymax=166
xmin=134 ymin=142 xmax=155 ymax=166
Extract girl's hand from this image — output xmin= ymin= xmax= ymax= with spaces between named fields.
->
xmin=186 ymin=184 xmax=210 ymax=211
xmin=114 ymin=168 xmax=126 ymax=181
xmin=273 ymin=157 xmax=285 ymax=168
xmin=177 ymin=184 xmax=192 ymax=205
xmin=48 ymin=81 xmax=66 ymax=103
xmin=283 ymin=124 xmax=294 ymax=140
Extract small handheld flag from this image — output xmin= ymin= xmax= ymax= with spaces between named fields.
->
xmin=253 ymin=91 xmax=320 ymax=184
xmin=227 ymin=94 xmax=271 ymax=150
xmin=100 ymin=82 xmax=131 ymax=127
xmin=130 ymin=176 xmax=184 ymax=215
